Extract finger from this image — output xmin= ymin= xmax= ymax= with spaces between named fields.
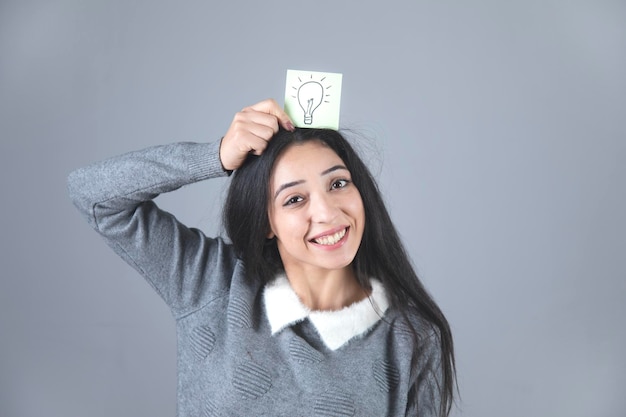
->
xmin=238 ymin=110 xmax=280 ymax=136
xmin=245 ymin=98 xmax=295 ymax=131
xmin=237 ymin=133 xmax=270 ymax=156
xmin=243 ymin=121 xmax=276 ymax=144
xmin=226 ymin=119 xmax=271 ymax=149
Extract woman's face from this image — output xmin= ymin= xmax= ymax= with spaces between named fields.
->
xmin=268 ymin=140 xmax=365 ymax=277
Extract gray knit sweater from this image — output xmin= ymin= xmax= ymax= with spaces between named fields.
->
xmin=67 ymin=140 xmax=442 ymax=416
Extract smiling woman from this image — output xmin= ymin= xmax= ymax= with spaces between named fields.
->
xmin=68 ymin=99 xmax=456 ymax=416
xmin=267 ymin=141 xmax=366 ymax=310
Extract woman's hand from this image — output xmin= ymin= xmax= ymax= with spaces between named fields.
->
xmin=220 ymin=99 xmax=295 ymax=171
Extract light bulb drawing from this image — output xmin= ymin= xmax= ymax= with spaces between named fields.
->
xmin=291 ymin=74 xmax=332 ymax=125
xmin=298 ymin=81 xmax=323 ymax=125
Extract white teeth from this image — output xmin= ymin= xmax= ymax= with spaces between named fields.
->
xmin=313 ymin=228 xmax=346 ymax=245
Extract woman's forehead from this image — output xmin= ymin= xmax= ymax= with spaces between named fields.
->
xmin=271 ymin=141 xmax=346 ymax=179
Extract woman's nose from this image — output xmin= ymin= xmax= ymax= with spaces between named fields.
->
xmin=309 ymin=193 xmax=338 ymax=223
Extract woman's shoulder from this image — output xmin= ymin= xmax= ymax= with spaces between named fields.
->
xmin=383 ymin=304 xmax=441 ymax=347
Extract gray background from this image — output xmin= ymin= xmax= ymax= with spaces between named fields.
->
xmin=1 ymin=1 xmax=624 ymax=416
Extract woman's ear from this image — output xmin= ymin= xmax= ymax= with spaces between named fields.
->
xmin=267 ymin=230 xmax=275 ymax=239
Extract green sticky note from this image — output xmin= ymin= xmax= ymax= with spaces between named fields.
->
xmin=285 ymin=69 xmax=343 ymax=130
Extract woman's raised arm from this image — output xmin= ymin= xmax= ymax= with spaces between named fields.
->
xmin=67 ymin=99 xmax=293 ymax=315
xmin=67 ymin=140 xmax=234 ymax=315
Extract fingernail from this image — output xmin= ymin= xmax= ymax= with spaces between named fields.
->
xmin=286 ymin=121 xmax=295 ymax=131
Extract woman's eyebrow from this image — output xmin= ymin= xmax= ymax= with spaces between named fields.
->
xmin=273 ymin=165 xmax=349 ymax=200
xmin=274 ymin=180 xmax=305 ymax=200
xmin=320 ymin=164 xmax=348 ymax=176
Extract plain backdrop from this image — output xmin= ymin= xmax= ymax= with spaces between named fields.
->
xmin=1 ymin=1 xmax=625 ymax=416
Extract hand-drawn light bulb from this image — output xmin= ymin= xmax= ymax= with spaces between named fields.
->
xmin=297 ymin=81 xmax=324 ymax=125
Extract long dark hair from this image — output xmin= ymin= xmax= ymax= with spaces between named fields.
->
xmin=224 ymin=128 xmax=456 ymax=416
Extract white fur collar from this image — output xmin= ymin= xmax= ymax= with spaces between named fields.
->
xmin=263 ymin=275 xmax=389 ymax=350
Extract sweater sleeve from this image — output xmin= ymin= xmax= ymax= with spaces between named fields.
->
xmin=67 ymin=140 xmax=238 ymax=317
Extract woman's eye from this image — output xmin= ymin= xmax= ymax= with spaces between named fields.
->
xmin=331 ymin=179 xmax=350 ymax=190
xmin=284 ymin=196 xmax=303 ymax=206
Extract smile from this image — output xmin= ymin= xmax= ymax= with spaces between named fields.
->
xmin=310 ymin=227 xmax=348 ymax=246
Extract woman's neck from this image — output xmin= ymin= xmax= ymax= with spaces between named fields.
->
xmin=282 ymin=265 xmax=369 ymax=311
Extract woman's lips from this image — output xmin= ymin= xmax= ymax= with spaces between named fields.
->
xmin=309 ymin=227 xmax=349 ymax=246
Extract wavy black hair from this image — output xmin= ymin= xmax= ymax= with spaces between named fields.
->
xmin=223 ymin=128 xmax=456 ymax=416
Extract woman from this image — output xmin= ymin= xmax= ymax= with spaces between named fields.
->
xmin=68 ymin=99 xmax=456 ymax=416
